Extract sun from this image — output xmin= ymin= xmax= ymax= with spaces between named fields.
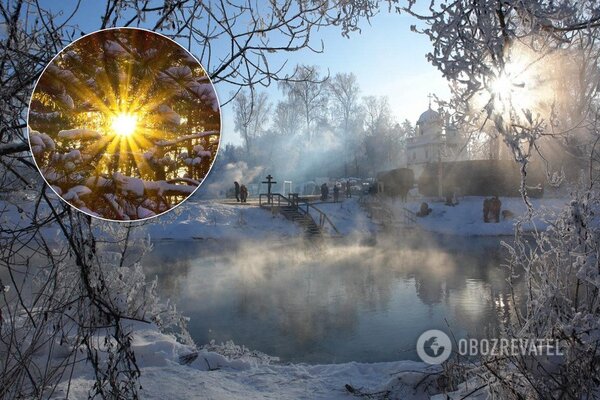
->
xmin=484 ymin=44 xmax=548 ymax=116
xmin=111 ymin=113 xmax=138 ymax=137
xmin=489 ymin=68 xmax=536 ymax=115
xmin=491 ymin=73 xmax=515 ymax=101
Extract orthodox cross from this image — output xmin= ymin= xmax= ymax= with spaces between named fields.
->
xmin=262 ymin=174 xmax=277 ymax=203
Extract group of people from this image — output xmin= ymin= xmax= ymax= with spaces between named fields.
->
xmin=417 ymin=195 xmax=505 ymax=222
xmin=234 ymin=180 xmax=354 ymax=203
xmin=320 ymin=181 xmax=352 ymax=202
xmin=233 ymin=181 xmax=248 ymax=203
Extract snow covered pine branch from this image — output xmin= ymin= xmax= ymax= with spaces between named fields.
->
xmin=28 ymin=29 xmax=220 ymax=220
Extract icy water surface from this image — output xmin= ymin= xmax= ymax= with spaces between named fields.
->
xmin=143 ymin=233 xmax=524 ymax=364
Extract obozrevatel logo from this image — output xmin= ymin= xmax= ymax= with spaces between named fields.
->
xmin=416 ymin=329 xmax=452 ymax=364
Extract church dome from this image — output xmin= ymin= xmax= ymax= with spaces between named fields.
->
xmin=415 ymin=106 xmax=444 ymax=137
xmin=417 ymin=108 xmax=442 ymax=125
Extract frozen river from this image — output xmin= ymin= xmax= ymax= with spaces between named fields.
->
xmin=143 ymin=233 xmax=525 ymax=364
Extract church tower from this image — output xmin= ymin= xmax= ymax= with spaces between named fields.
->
xmin=405 ymin=96 xmax=465 ymax=180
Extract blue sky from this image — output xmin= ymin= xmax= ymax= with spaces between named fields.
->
xmin=39 ymin=1 xmax=450 ymax=145
xmin=285 ymin=10 xmax=451 ymax=123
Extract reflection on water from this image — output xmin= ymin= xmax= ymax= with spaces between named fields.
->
xmin=142 ymin=233 xmax=524 ymax=364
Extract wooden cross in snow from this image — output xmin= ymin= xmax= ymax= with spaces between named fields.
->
xmin=262 ymin=174 xmax=277 ymax=204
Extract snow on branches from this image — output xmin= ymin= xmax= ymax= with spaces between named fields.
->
xmin=28 ymin=28 xmax=221 ymax=221
xmin=406 ymin=0 xmax=600 ymax=204
xmin=407 ymin=1 xmax=600 ymax=396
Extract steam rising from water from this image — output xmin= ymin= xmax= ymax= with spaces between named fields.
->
xmin=143 ymin=233 xmax=524 ymax=363
xmin=198 ymin=161 xmax=263 ymax=198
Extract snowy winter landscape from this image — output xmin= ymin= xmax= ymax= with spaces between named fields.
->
xmin=24 ymin=191 xmax=527 ymax=399
xmin=4 ymin=1 xmax=600 ymax=399
xmin=2 ymin=190 xmax=553 ymax=399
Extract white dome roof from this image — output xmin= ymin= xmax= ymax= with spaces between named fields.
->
xmin=417 ymin=108 xmax=442 ymax=125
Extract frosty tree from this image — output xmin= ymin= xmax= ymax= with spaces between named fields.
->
xmin=278 ymin=65 xmax=329 ymax=143
xmin=401 ymin=0 xmax=600 ymax=397
xmin=404 ymin=0 xmax=600 ymax=198
xmin=329 ymin=72 xmax=362 ymax=176
xmin=29 ymin=28 xmax=220 ymax=221
xmin=232 ymin=88 xmax=271 ymax=154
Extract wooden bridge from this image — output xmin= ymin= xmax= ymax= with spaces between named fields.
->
xmin=258 ymin=193 xmax=340 ymax=238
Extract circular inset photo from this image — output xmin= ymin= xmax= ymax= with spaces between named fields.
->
xmin=28 ymin=28 xmax=220 ymax=221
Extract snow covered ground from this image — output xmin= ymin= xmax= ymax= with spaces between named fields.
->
xmin=0 ymin=192 xmax=303 ymax=242
xmin=399 ymin=196 xmax=568 ymax=236
xmin=135 ymin=195 xmax=567 ymax=242
xmin=56 ymin=323 xmax=447 ymax=400
xmin=129 ymin=199 xmax=304 ymax=240
xmin=134 ymin=196 xmax=375 ymax=241
xmin=3 ymin=190 xmax=566 ymax=243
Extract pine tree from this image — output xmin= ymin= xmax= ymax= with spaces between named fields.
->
xmin=29 ymin=28 xmax=220 ymax=220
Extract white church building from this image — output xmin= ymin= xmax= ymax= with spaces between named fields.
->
xmin=405 ymin=103 xmax=466 ymax=178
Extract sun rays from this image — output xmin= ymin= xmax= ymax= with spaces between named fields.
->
xmin=45 ymin=32 xmax=197 ymax=178
xmin=488 ymin=49 xmax=537 ymax=114
xmin=70 ymin=61 xmax=182 ymax=177
xmin=469 ymin=41 xmax=572 ymax=128
xmin=28 ymin=28 xmax=221 ymax=220
xmin=111 ymin=113 xmax=138 ymax=137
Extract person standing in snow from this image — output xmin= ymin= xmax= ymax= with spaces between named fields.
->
xmin=333 ymin=184 xmax=340 ymax=203
xmin=321 ymin=183 xmax=328 ymax=201
xmin=345 ymin=180 xmax=352 ymax=198
xmin=240 ymin=184 xmax=248 ymax=203
xmin=483 ymin=198 xmax=491 ymax=222
xmin=234 ymin=181 xmax=240 ymax=202
xmin=490 ymin=196 xmax=502 ymax=223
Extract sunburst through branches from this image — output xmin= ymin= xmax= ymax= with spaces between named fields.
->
xmin=28 ymin=28 xmax=221 ymax=221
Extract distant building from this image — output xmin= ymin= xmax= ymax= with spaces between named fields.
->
xmin=405 ymin=104 xmax=466 ymax=179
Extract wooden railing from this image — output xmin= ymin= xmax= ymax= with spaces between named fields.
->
xmin=259 ymin=193 xmax=340 ymax=235
xmin=360 ymin=194 xmax=417 ymax=227
xmin=398 ymin=206 xmax=417 ymax=225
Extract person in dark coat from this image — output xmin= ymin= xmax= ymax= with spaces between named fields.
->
xmin=333 ymin=184 xmax=340 ymax=203
xmin=345 ymin=180 xmax=352 ymax=198
xmin=483 ymin=198 xmax=490 ymax=223
xmin=234 ymin=181 xmax=240 ymax=202
xmin=490 ymin=196 xmax=502 ymax=223
xmin=240 ymin=184 xmax=248 ymax=203
xmin=321 ymin=183 xmax=329 ymax=201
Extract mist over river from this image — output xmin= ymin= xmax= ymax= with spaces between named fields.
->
xmin=142 ymin=232 xmax=524 ymax=364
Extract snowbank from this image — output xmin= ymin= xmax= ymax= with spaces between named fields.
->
xmin=137 ymin=196 xmax=379 ymax=241
xmin=401 ymin=196 xmax=567 ymax=236
xmin=1 ymin=194 xmax=374 ymax=244
xmin=134 ymin=359 xmax=436 ymax=400
xmin=55 ymin=322 xmax=439 ymax=400
xmin=136 ymin=200 xmax=302 ymax=241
